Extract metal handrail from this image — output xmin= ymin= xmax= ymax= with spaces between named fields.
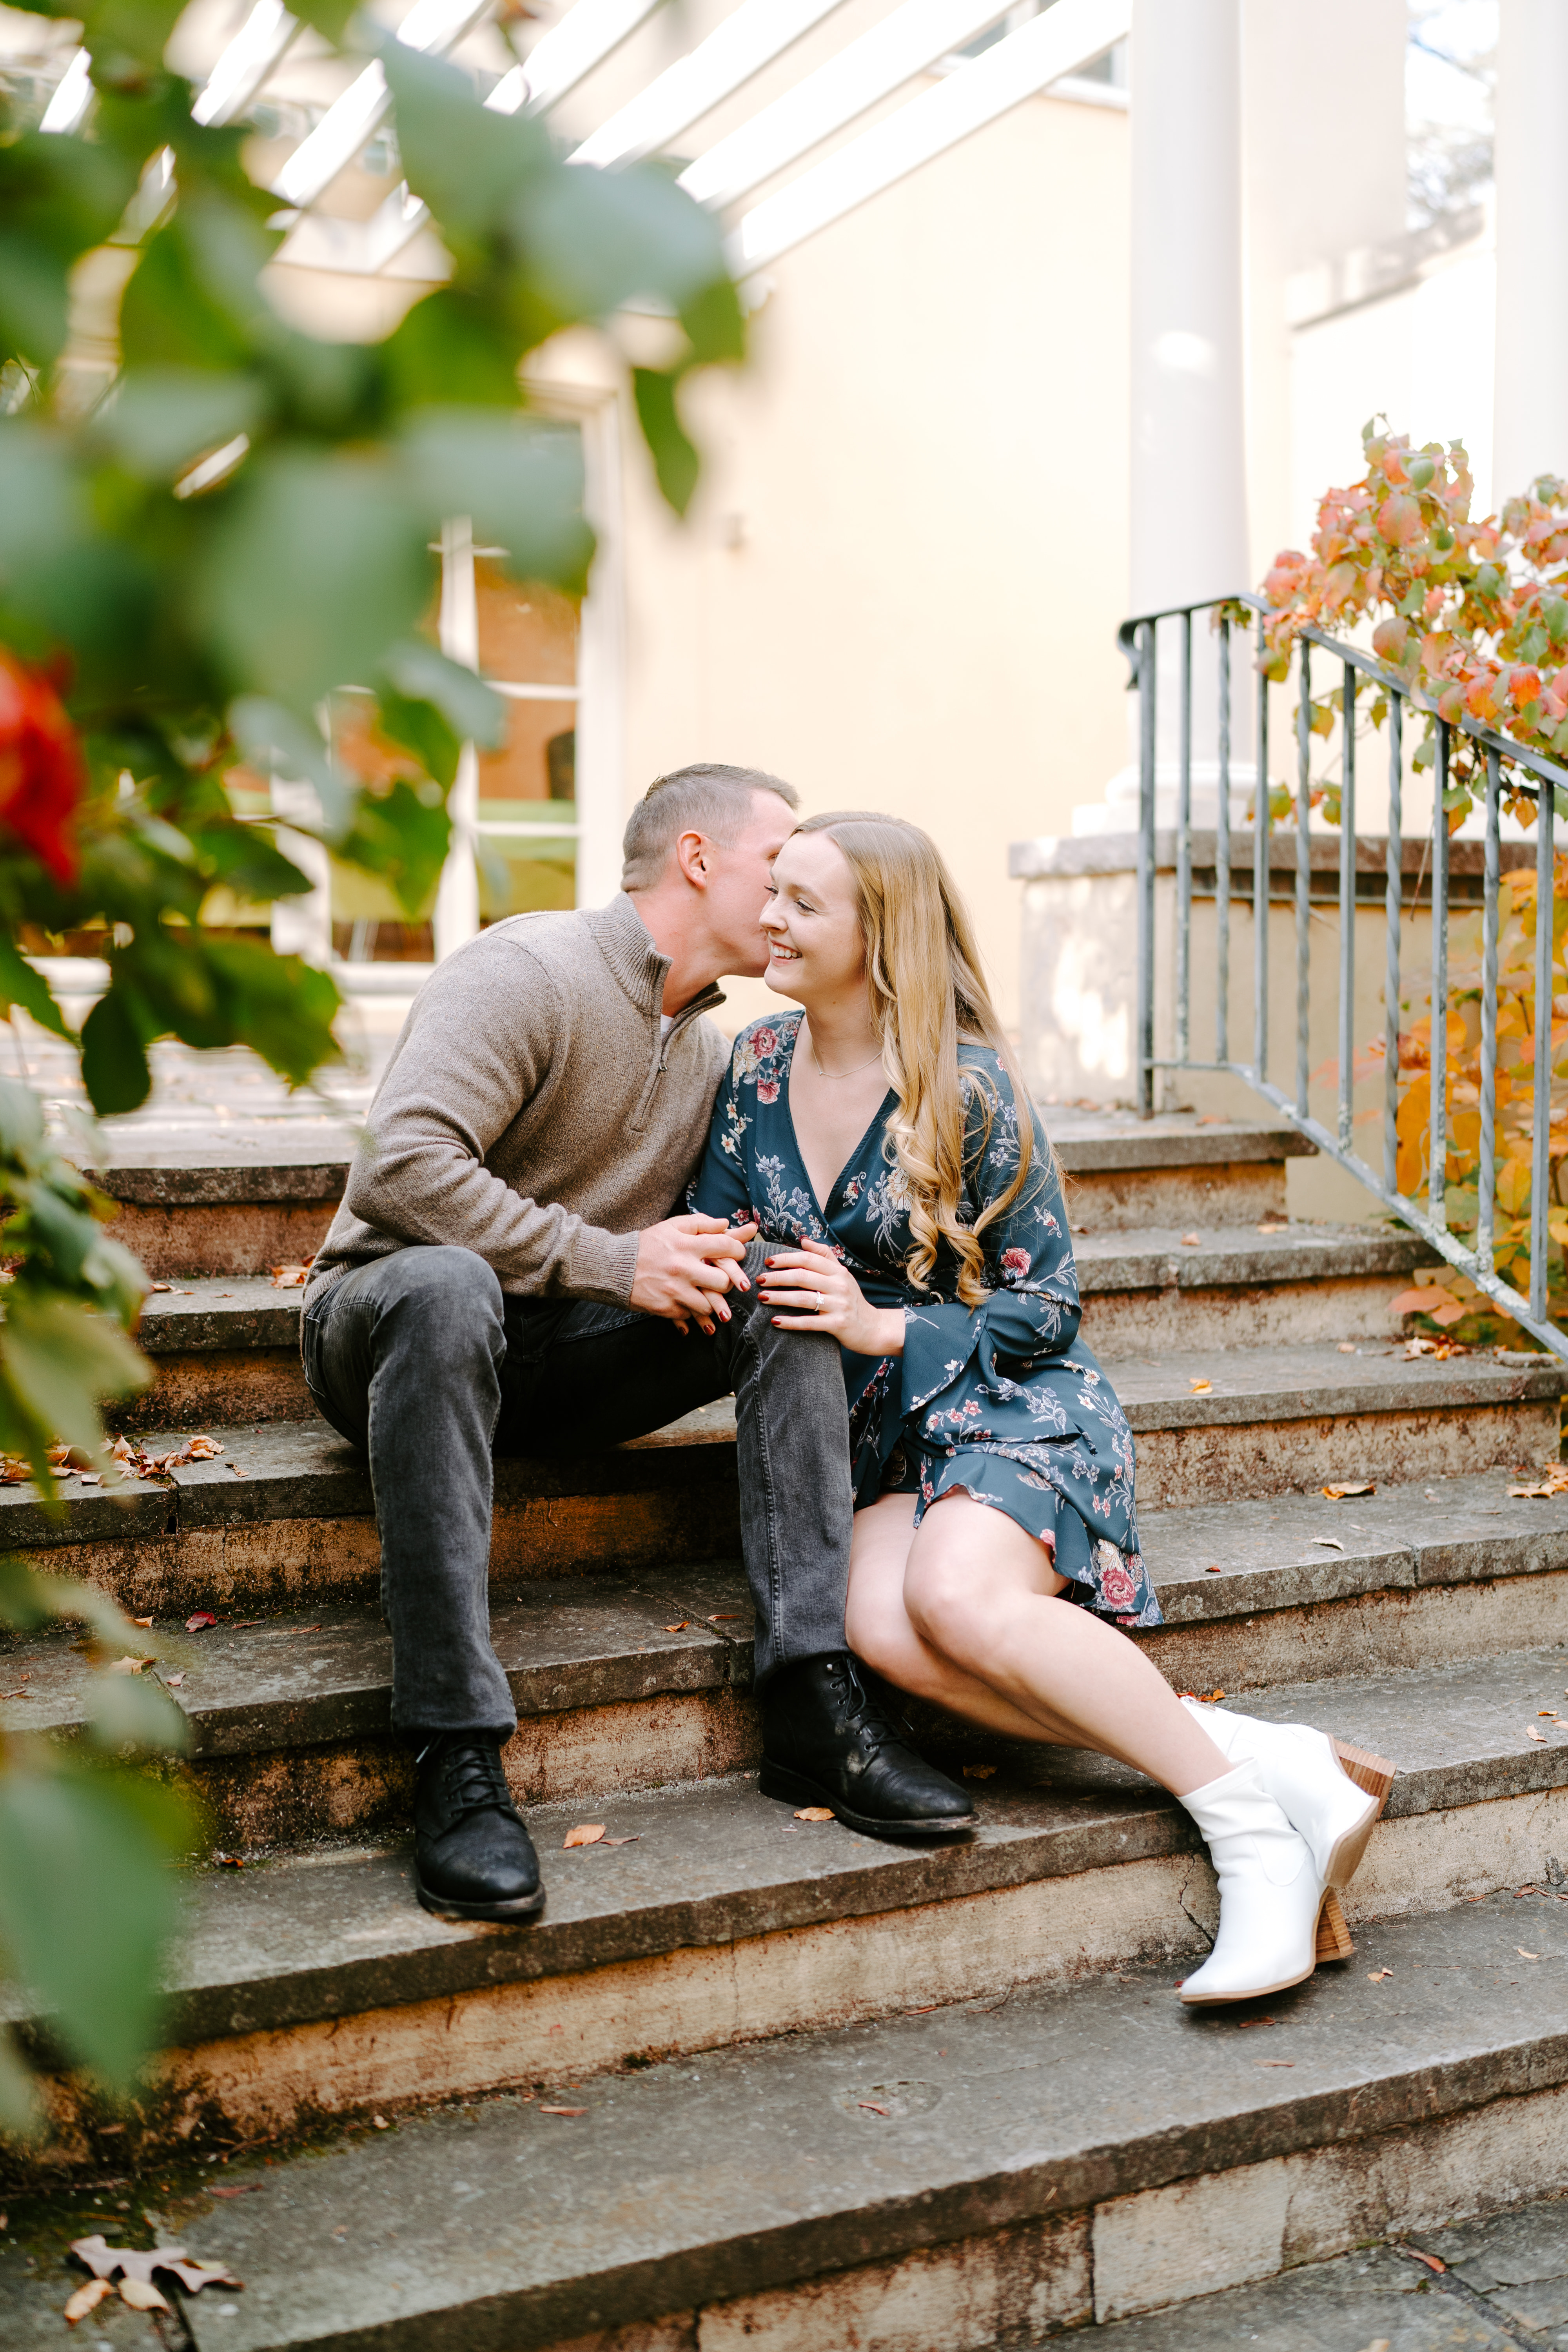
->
xmin=1122 ymin=591 xmax=1568 ymax=1361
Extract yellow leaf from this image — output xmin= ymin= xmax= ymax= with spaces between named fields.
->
xmin=794 ymin=1806 xmax=835 ymax=1822
xmin=64 ymin=2279 xmax=113 ymax=2324
xmin=563 ymin=1824 xmax=605 ymax=1848
xmin=1322 ymin=1482 xmax=1376 ymax=1499
xmin=118 ymin=2278 xmax=170 ymax=2313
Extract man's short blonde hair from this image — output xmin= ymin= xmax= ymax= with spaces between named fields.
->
xmin=621 ymin=762 xmax=798 ymax=891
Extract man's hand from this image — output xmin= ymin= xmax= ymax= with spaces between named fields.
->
xmin=632 ymin=1214 xmax=758 ymax=1336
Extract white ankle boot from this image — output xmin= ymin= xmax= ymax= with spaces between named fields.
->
xmin=1181 ymin=1697 xmax=1394 ymax=1888
xmin=1176 ymin=1760 xmax=1327 ymax=2005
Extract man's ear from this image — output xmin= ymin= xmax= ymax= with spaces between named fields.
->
xmin=673 ymin=829 xmax=711 ymax=888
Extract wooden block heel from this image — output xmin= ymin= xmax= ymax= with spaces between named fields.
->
xmin=1316 ymin=1887 xmax=1355 ymax=1963
xmin=1331 ymin=1738 xmax=1397 ymax=1808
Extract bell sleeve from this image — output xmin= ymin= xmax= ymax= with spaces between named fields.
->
xmin=686 ymin=1045 xmax=757 ymax=1229
xmin=900 ymin=1061 xmax=1082 ymax=1420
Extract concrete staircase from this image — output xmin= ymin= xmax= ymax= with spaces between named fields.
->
xmin=6 ymin=1114 xmax=1568 ymax=2348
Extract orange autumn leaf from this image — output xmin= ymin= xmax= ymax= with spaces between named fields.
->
xmin=563 ymin=1824 xmax=605 ymax=1849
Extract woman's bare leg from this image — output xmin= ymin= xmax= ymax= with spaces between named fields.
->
xmin=848 ymin=1489 xmax=1227 ymax=1797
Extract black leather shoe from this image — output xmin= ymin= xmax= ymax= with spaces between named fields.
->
xmin=412 ymin=1735 xmax=545 ymax=1922
xmin=759 ymin=1654 xmax=979 ymax=1838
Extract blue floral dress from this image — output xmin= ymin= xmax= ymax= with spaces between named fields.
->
xmin=690 ymin=1012 xmax=1160 ymax=1630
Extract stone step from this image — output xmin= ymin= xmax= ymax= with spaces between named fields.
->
xmin=12 ymin=1638 xmax=1568 ymax=2173
xmin=6 ymin=1893 xmax=1568 ymax=2342
xmin=83 ymin=1116 xmax=1314 ymax=1283
xmin=11 ymin=1467 xmax=1568 ymax=1839
xmin=11 ymin=1470 xmax=1568 ymax=1840
xmin=92 ymin=1158 xmax=347 ymax=1280
xmin=1073 ymin=1220 xmax=1436 ymax=1351
xmin=1067 ymin=2201 xmax=1562 ymax=2346
xmin=119 ymin=1227 xmax=1443 ymax=1432
xmin=20 ymin=1347 xmax=1566 ymax=1604
xmin=1049 ymin=1110 xmax=1315 ymax=1232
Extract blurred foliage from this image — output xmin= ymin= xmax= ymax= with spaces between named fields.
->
xmin=0 ymin=0 xmax=743 ymax=2147
xmin=1246 ymin=416 xmax=1568 ymax=833
xmin=0 ymin=0 xmax=744 ymax=1113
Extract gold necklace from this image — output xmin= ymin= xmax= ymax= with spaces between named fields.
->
xmin=806 ymin=1021 xmax=884 ymax=1081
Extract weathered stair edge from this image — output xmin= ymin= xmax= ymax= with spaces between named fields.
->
xmin=21 ymin=1907 xmax=1568 ymax=2347
xmin=11 ymin=1748 xmax=1568 ymax=2175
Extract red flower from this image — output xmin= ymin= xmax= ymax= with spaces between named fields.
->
xmin=1000 ymin=1247 xmax=1030 ymax=1281
xmin=0 ymin=651 xmax=84 ymax=884
xmin=1098 ymin=1559 xmax=1138 ymax=1612
xmin=757 ymin=1078 xmax=779 ymax=1103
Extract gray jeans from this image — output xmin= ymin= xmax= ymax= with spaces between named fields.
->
xmin=301 ymin=1242 xmax=855 ymax=1736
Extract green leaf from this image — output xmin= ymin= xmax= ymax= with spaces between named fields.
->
xmin=632 ymin=366 xmax=699 ymax=515
xmin=93 ymin=365 xmax=266 ymax=481
xmin=87 ymin=1669 xmax=190 ymax=1756
xmin=0 ymin=932 xmax=69 ymax=1040
xmin=0 ymin=1296 xmax=149 ymax=1458
xmin=0 ymin=1758 xmax=191 ymax=2085
xmin=334 ymin=778 xmax=451 ymax=916
xmin=0 ymin=418 xmax=85 ymax=586
xmin=398 ymin=411 xmax=593 ymax=590
xmin=0 ymin=1557 xmax=152 ymax=1652
xmin=380 ymin=637 xmax=506 ymax=750
xmin=283 ymin=0 xmax=358 ymax=41
xmin=379 ymin=42 xmax=552 ymax=245
xmin=198 ymin=447 xmax=432 ymax=711
xmin=80 ymin=986 xmax=151 ymax=1117
xmin=375 ymin=689 xmax=461 ymax=790
xmin=519 ymin=159 xmax=727 ymax=321
xmin=228 ymin=696 xmax=352 ymax=829
xmin=195 ymin=938 xmax=341 ymax=1086
xmin=382 ymin=289 xmax=526 ymax=410
xmin=679 ymin=274 xmax=746 ymax=367
xmin=0 ymin=129 xmax=140 ymax=367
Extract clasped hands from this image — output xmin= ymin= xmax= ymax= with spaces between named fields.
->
xmin=631 ymin=1219 xmax=904 ymax=1356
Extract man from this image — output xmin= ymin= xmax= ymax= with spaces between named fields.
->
xmin=302 ymin=762 xmax=975 ymax=1922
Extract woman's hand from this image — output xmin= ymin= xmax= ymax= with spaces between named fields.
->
xmin=759 ymin=1236 xmax=905 ymax=1357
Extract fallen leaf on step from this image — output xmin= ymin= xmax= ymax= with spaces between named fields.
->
xmin=165 ymin=1673 xmax=185 ymax=1688
xmin=857 ymin=2101 xmax=891 ymax=2116
xmin=1337 ymin=1343 xmax=1358 ymax=1354
xmin=1180 ymin=1233 xmax=1201 ymax=1247
xmin=1541 ymin=1710 xmax=1561 ymax=1719
xmin=106 ymin=1655 xmax=152 ymax=1675
xmin=373 ymin=2115 xmax=389 ymax=2128
xmin=662 ymin=1621 xmax=689 ymax=1632
xmin=1256 ymin=1221 xmax=1287 ymax=1234
xmin=1528 ymin=1728 xmax=1549 ymax=1743
xmin=1072 ymin=1224 xmax=1089 ymax=1234
xmin=1313 ymin=1538 xmax=1345 ymax=1550
xmin=69 ymin=2238 xmax=240 ymax=2296
xmin=1205 ymin=1563 xmax=1222 ymax=1573
xmin=794 ymin=1807 xmax=835 ymax=1822
xmin=1256 ymin=2059 xmax=1294 ymax=2066
xmin=962 ymin=1764 xmax=996 ymax=1779
xmin=539 ymin=2106 xmax=586 ymax=2117
xmin=131 ymin=1615 xmax=154 ymax=1627
xmin=147 ymin=1282 xmax=172 ymax=1294
xmin=230 ymin=1461 xmax=247 ymax=1476
xmin=1519 ymin=1948 xmax=1539 ymax=1959
xmin=1510 ymin=1466 xmax=1568 ymax=1497
xmin=64 ymin=2278 xmax=113 ymax=2323
xmin=1236 ymin=2014 xmax=1274 ymax=2030
xmin=269 ymin=1262 xmax=313 ymax=1287
xmin=1189 ymin=1378 xmax=1212 ymax=1392
xmin=1322 ymin=1483 xmax=1376 ymax=1499
xmin=563 ymin=1824 xmax=605 ymax=1848
xmin=207 ymin=2184 xmax=262 ymax=2198
xmin=1389 ymin=1285 xmax=1463 ymax=1318
xmin=184 ymin=1436 xmax=224 ymax=1459
xmin=1395 ymin=2246 xmax=1445 ymax=2274
xmin=1367 ymin=1967 xmax=1393 ymax=1981
xmin=213 ymin=1852 xmax=245 ymax=1867
xmin=600 ymin=1835 xmax=642 ymax=1846
xmin=708 ymin=1612 xmax=742 ymax=1621
xmin=186 ymin=1612 xmax=217 ymax=1631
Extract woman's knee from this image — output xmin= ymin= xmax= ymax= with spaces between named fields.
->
xmin=902 ymin=1555 xmax=1010 ymax=1674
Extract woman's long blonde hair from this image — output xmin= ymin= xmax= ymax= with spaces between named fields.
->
xmin=795 ymin=811 xmax=1047 ymax=1306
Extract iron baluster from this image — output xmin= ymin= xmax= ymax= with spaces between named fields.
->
xmin=1339 ymin=661 xmax=1357 ymax=1153
xmin=1216 ymin=615 xmax=1231 ymax=1064
xmin=1531 ymin=768 xmax=1555 ymax=1320
xmin=1429 ymin=724 xmax=1449 ymax=1231
xmin=1384 ymin=693 xmax=1402 ymax=1195
xmin=1135 ymin=618 xmax=1156 ymax=1117
xmin=1296 ymin=638 xmax=1312 ymax=1118
xmin=1477 ymin=748 xmax=1501 ymax=1275
xmin=1255 ymin=613 xmax=1270 ymax=1083
xmin=1176 ymin=608 xmax=1192 ymax=1069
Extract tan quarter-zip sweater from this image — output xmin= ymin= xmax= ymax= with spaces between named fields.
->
xmin=303 ymin=893 xmax=730 ymax=1310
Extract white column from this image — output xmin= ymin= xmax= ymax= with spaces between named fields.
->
xmin=1129 ymin=0 xmax=1249 ymax=613
xmin=432 ymin=517 xmax=481 ymax=962
xmin=1493 ymin=0 xmax=1568 ymax=498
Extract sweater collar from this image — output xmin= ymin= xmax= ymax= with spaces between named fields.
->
xmin=586 ymin=893 xmax=726 ymax=1022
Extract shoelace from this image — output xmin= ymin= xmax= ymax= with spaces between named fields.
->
xmin=826 ymin=1660 xmax=900 ymax=1761
xmin=436 ymin=1741 xmax=515 ymax=1823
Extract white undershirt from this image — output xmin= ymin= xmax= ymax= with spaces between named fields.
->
xmin=660 ymin=1013 xmax=674 ymax=1041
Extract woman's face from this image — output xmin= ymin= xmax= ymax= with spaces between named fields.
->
xmin=761 ymin=831 xmax=866 ymax=1005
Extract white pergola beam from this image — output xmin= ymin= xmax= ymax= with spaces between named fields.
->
xmin=679 ymin=0 xmax=1014 ymax=211
xmin=508 ymin=0 xmax=667 ymax=114
xmin=568 ymin=0 xmax=846 ymax=170
xmin=192 ymin=0 xmax=299 ymax=129
xmin=729 ymin=0 xmax=1129 ymax=274
xmin=270 ymin=0 xmax=494 ymax=209
xmin=39 ymin=47 xmax=93 ymax=133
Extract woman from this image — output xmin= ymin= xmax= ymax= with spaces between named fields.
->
xmin=692 ymin=811 xmax=1393 ymax=2007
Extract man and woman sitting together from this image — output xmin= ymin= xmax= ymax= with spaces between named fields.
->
xmin=301 ymin=763 xmax=1390 ymax=2008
